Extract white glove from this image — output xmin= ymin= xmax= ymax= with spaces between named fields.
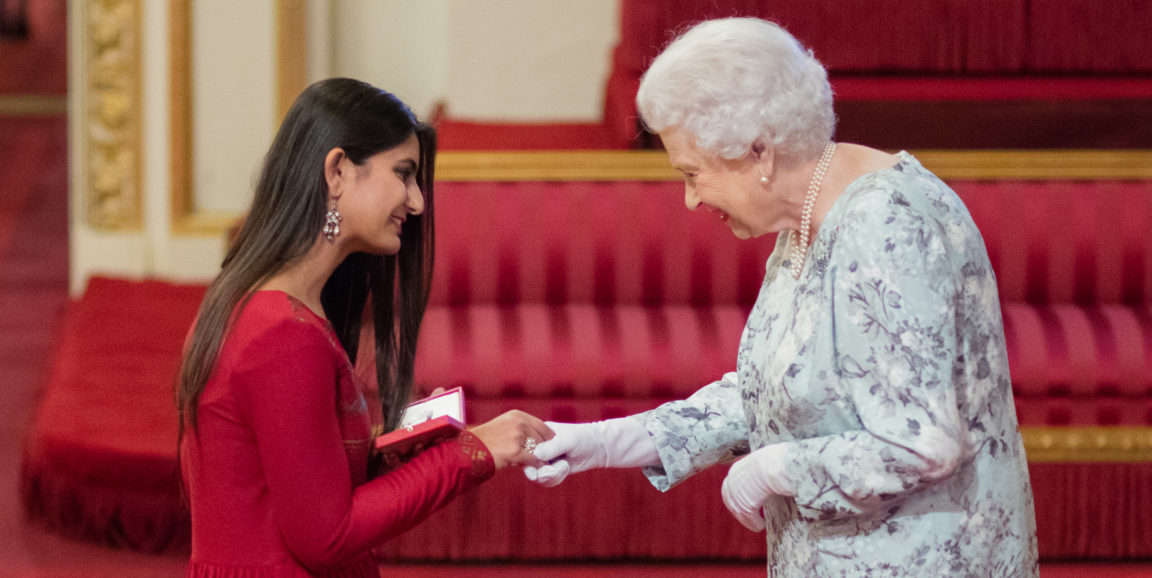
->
xmin=523 ymin=417 xmax=659 ymax=487
xmin=721 ymin=443 xmax=792 ymax=532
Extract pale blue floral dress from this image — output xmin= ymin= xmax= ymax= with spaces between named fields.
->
xmin=638 ymin=152 xmax=1038 ymax=577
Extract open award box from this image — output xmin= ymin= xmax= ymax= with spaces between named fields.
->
xmin=373 ymin=387 xmax=466 ymax=459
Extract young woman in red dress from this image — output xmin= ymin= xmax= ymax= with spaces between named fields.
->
xmin=176 ymin=78 xmax=552 ymax=577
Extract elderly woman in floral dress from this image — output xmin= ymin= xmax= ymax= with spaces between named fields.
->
xmin=524 ymin=17 xmax=1038 ymax=577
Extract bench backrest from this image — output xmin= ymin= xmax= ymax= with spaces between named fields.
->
xmin=429 ymin=181 xmax=777 ymax=308
xmin=430 ymin=179 xmax=1152 ymax=308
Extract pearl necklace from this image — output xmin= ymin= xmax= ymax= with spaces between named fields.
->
xmin=790 ymin=142 xmax=837 ymax=280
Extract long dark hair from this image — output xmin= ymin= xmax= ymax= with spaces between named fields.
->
xmin=176 ymin=78 xmax=436 ymax=444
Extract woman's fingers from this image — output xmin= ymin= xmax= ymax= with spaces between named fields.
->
xmin=524 ymin=415 xmax=555 ymax=444
xmin=513 ymin=413 xmax=552 ymax=467
xmin=515 ymin=413 xmax=556 ymax=467
xmin=470 ymin=410 xmax=552 ymax=470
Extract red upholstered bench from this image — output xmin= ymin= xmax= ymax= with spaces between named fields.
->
xmin=958 ymin=182 xmax=1152 ymax=424
xmin=384 ymin=174 xmax=1152 ymax=561
xmin=21 ymin=160 xmax=1152 ymax=561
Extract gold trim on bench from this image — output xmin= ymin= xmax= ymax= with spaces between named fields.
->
xmin=436 ymin=150 xmax=679 ymax=181
xmin=1021 ymin=427 xmax=1152 ymax=463
xmin=915 ymin=150 xmax=1152 ymax=180
xmin=175 ymin=147 xmax=1152 ymax=233
xmin=436 ymin=149 xmax=1152 ymax=182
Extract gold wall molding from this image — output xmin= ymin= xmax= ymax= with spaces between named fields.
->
xmin=170 ymin=0 xmax=305 ymax=235
xmin=436 ymin=149 xmax=1152 ymax=182
xmin=84 ymin=0 xmax=142 ymax=230
xmin=183 ymin=148 xmax=1152 ymax=232
xmin=276 ymin=0 xmax=307 ymax=121
xmin=1021 ymin=427 xmax=1152 ymax=463
xmin=0 ymin=95 xmax=68 ymax=115
xmin=169 ymin=0 xmax=193 ymax=233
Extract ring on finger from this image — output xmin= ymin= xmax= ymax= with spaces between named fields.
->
xmin=523 ymin=437 xmax=538 ymax=454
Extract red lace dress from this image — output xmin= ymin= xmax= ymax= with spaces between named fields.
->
xmin=182 ymin=292 xmax=494 ymax=577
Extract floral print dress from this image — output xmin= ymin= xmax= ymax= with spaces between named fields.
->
xmin=638 ymin=152 xmax=1038 ymax=577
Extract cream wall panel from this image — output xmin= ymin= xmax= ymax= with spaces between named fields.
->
xmin=70 ymin=233 xmax=152 ymax=292
xmin=69 ymin=0 xmax=274 ymax=291
xmin=191 ymin=0 xmax=278 ymax=214
xmin=445 ymin=0 xmax=618 ymax=121
xmin=331 ymin=0 xmax=618 ymax=121
xmin=154 ymin=235 xmax=229 ymax=281
xmin=69 ymin=0 xmax=623 ymax=291
xmin=146 ymin=0 xmax=225 ymax=284
xmin=332 ymin=0 xmax=449 ymax=119
xmin=306 ymin=0 xmax=334 ymax=82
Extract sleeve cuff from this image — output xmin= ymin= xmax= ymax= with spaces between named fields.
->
xmin=454 ymin=431 xmax=496 ymax=482
xmin=636 ymin=410 xmax=692 ymax=492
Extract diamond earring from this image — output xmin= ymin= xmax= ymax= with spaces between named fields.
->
xmin=323 ymin=199 xmax=342 ymax=242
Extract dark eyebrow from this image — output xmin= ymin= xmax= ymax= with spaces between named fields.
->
xmin=397 ymin=158 xmax=418 ymax=172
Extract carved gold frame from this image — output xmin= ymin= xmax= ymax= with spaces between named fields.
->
xmin=82 ymin=0 xmax=142 ymax=230
xmin=168 ymin=0 xmax=307 ymax=234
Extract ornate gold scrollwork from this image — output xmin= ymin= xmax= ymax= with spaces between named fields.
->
xmin=84 ymin=0 xmax=141 ymax=230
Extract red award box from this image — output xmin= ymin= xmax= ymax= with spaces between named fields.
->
xmin=374 ymin=387 xmax=465 ymax=458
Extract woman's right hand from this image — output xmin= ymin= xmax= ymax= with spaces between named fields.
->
xmin=469 ymin=410 xmax=553 ymax=470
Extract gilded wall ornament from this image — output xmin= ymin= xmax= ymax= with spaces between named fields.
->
xmin=84 ymin=0 xmax=141 ymax=230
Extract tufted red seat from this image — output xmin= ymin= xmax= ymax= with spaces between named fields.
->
xmin=388 ymin=176 xmax=1152 ymax=561
xmin=416 ymin=181 xmax=771 ymax=423
xmin=956 ymin=182 xmax=1152 ymax=427
xmin=415 ymin=179 xmax=1152 ymax=430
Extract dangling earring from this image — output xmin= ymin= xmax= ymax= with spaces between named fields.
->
xmin=323 ymin=198 xmax=342 ymax=242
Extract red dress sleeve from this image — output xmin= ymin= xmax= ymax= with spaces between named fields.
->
xmin=235 ymin=316 xmax=493 ymax=571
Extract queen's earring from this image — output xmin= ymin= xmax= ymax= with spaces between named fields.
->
xmin=323 ymin=198 xmax=342 ymax=242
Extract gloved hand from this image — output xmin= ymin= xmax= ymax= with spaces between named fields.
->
xmin=523 ymin=417 xmax=659 ymax=487
xmin=721 ymin=443 xmax=792 ymax=532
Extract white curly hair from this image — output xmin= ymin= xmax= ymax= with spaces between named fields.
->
xmin=636 ymin=17 xmax=835 ymax=162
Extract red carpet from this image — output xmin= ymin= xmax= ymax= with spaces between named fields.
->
xmin=0 ymin=117 xmax=52 ymax=264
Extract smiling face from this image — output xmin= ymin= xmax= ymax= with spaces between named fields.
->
xmin=661 ymin=127 xmax=772 ymax=240
xmin=331 ymin=133 xmax=423 ymax=255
